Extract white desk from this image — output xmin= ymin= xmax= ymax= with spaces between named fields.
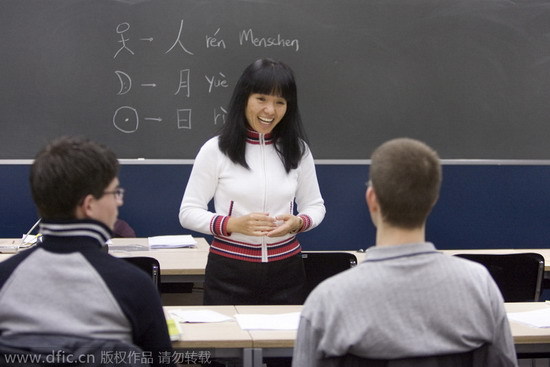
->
xmin=506 ymin=302 xmax=550 ymax=355
xmin=168 ymin=305 xmax=255 ymax=367
xmin=3 ymin=238 xmax=550 ymax=282
xmin=0 ymin=237 xmax=210 ymax=283
xmin=109 ymin=238 xmax=210 ymax=283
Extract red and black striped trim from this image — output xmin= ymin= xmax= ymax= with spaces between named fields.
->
xmin=298 ymin=214 xmax=312 ymax=232
xmin=210 ymin=215 xmax=230 ymax=236
xmin=210 ymin=236 xmax=301 ymax=263
xmin=246 ymin=130 xmax=273 ymax=145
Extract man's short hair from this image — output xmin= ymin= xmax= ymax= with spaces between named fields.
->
xmin=369 ymin=138 xmax=441 ymax=228
xmin=30 ymin=136 xmax=119 ymax=220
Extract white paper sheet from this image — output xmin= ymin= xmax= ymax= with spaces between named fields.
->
xmin=169 ymin=310 xmax=234 ymax=323
xmin=20 ymin=234 xmax=40 ymax=245
xmin=235 ymin=312 xmax=301 ymax=330
xmin=148 ymin=235 xmax=197 ymax=249
xmin=507 ymin=307 xmax=550 ymax=328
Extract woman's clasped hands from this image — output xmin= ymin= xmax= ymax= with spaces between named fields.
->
xmin=227 ymin=213 xmax=302 ymax=237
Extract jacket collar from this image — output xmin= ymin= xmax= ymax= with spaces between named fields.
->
xmin=39 ymin=219 xmax=112 ymax=248
xmin=246 ymin=129 xmax=273 ymax=145
xmin=364 ymin=242 xmax=440 ymax=263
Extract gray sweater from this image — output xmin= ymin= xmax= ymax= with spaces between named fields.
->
xmin=293 ymin=242 xmax=517 ymax=367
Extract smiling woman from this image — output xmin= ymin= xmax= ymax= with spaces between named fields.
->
xmin=245 ymin=93 xmax=287 ymax=135
xmin=178 ymin=58 xmax=326 ymax=306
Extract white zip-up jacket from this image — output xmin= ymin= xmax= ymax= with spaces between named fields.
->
xmin=179 ymin=131 xmax=326 ymax=263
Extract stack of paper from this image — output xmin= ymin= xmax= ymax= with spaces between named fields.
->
xmin=508 ymin=307 xmax=550 ymax=327
xmin=169 ymin=310 xmax=234 ymax=323
xmin=148 ymin=235 xmax=197 ymax=249
xmin=235 ymin=312 xmax=301 ymax=330
xmin=21 ymin=234 xmax=41 ymax=247
xmin=508 ymin=307 xmax=550 ymax=328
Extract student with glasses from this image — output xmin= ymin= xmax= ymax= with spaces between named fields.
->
xmin=0 ymin=136 xmax=174 ymax=366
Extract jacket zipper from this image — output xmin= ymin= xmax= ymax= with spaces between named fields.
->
xmin=260 ymin=133 xmax=268 ymax=263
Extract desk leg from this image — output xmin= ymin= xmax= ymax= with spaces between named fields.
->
xmin=246 ymin=348 xmax=263 ymax=367
xmin=243 ymin=348 xmax=261 ymax=367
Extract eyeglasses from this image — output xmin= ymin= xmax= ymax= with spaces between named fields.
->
xmin=103 ymin=187 xmax=125 ymax=201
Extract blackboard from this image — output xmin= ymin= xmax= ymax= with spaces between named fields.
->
xmin=2 ymin=0 xmax=550 ymax=159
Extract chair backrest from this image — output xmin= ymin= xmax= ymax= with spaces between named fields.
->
xmin=325 ymin=344 xmax=492 ymax=367
xmin=301 ymin=251 xmax=358 ymax=298
xmin=454 ymin=252 xmax=544 ymax=302
xmin=121 ymin=256 xmax=161 ymax=291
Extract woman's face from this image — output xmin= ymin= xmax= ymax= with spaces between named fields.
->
xmin=245 ymin=93 xmax=287 ymax=134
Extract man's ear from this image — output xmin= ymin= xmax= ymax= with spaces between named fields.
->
xmin=366 ymin=186 xmax=378 ymax=212
xmin=75 ymin=194 xmax=94 ymax=219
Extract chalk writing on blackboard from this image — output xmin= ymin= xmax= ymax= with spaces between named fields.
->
xmin=113 ymin=20 xmax=197 ymax=133
xmin=214 ymin=107 xmax=228 ymax=125
xmin=175 ymin=69 xmax=191 ymax=97
xmin=206 ymin=28 xmax=226 ymax=49
xmin=114 ymin=23 xmax=134 ymax=59
xmin=111 ymin=19 xmax=301 ymax=133
xmin=113 ymin=106 xmax=139 ymax=134
xmin=166 ymin=19 xmax=194 ymax=55
xmin=177 ymin=109 xmax=192 ymax=129
xmin=239 ymin=29 xmax=300 ymax=51
xmin=205 ymin=73 xmax=228 ymax=93
xmin=115 ymin=70 xmax=132 ymax=95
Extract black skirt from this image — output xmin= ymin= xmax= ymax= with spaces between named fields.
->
xmin=203 ymin=252 xmax=306 ymax=305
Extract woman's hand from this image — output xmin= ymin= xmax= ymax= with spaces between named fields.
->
xmin=266 ymin=214 xmax=303 ymax=237
xmin=226 ymin=213 xmax=277 ymax=236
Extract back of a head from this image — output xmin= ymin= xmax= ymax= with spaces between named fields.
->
xmin=30 ymin=136 xmax=119 ymax=220
xmin=370 ymin=138 xmax=441 ymax=228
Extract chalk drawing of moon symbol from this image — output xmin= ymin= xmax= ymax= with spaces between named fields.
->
xmin=115 ymin=70 xmax=132 ymax=95
xmin=113 ymin=106 xmax=139 ymax=133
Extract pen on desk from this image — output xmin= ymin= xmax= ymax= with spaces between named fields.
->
xmin=20 ymin=218 xmax=42 ymax=246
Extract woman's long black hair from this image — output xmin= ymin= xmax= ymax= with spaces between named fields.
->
xmin=218 ymin=58 xmax=308 ymax=173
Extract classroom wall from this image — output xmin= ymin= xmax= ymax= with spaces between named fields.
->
xmin=2 ymin=163 xmax=550 ymax=251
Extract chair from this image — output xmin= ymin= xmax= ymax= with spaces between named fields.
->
xmin=121 ymin=256 xmax=161 ymax=291
xmin=324 ymin=344 xmax=496 ymax=367
xmin=454 ymin=253 xmax=544 ymax=302
xmin=301 ymin=251 xmax=358 ymax=298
